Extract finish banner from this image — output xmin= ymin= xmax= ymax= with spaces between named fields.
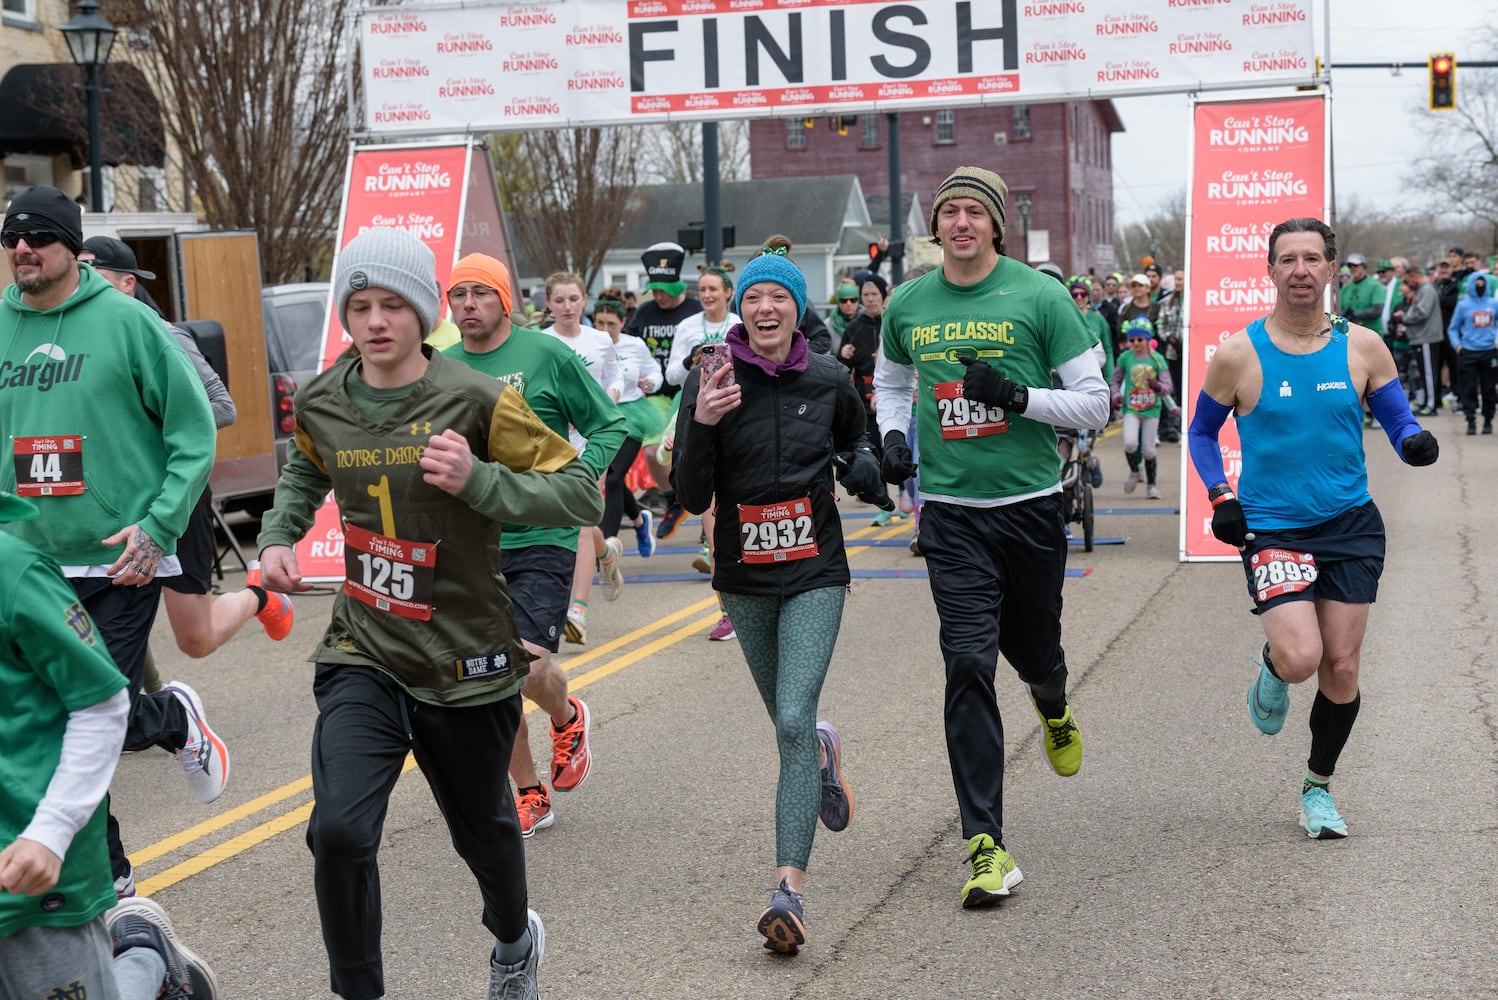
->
xmin=356 ymin=0 xmax=1316 ymax=134
xmin=295 ymin=143 xmax=493 ymax=582
xmin=1180 ymin=92 xmax=1327 ymax=561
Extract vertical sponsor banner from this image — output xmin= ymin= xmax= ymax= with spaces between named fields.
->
xmin=295 ymin=143 xmax=473 ymax=581
xmin=1181 ymin=93 xmax=1327 ymax=561
xmin=459 ymin=145 xmax=518 ymax=278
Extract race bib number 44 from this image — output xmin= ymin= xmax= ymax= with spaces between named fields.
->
xmin=12 ymin=435 xmax=84 ymax=496
xmin=1250 ymin=548 xmax=1318 ymax=603
xmin=933 ymin=381 xmax=1007 ymax=439
xmin=738 ymin=497 xmax=817 ymax=563
xmin=343 ymin=522 xmax=437 ymax=620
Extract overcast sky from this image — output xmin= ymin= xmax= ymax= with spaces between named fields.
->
xmin=1111 ymin=2 xmax=1494 ymax=224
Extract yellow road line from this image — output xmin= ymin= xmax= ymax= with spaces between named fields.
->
xmin=136 ymin=802 xmax=315 ymax=897
xmin=129 ymin=776 xmax=312 ymax=867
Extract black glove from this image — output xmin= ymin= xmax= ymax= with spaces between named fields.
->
xmin=881 ymin=430 xmax=918 ymax=484
xmin=959 ymin=357 xmax=1027 ymax=412
xmin=834 ymin=446 xmax=896 ymax=510
xmin=1210 ymin=497 xmax=1250 ymax=548
xmin=1401 ymin=429 xmax=1439 ymax=466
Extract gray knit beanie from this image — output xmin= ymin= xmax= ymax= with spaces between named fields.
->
xmin=336 ymin=227 xmax=440 ymax=335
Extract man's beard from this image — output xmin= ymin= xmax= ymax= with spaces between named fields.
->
xmin=14 ymin=258 xmax=62 ymax=296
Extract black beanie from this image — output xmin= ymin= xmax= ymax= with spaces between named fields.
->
xmin=4 ymin=186 xmax=83 ymax=254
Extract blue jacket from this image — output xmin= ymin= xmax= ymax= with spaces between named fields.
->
xmin=1448 ymin=272 xmax=1497 ymax=351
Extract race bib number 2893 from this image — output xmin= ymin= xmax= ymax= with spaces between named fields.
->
xmin=1250 ymin=547 xmax=1317 ymax=604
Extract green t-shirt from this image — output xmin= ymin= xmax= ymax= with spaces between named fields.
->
xmin=1115 ymin=349 xmax=1170 ymax=418
xmin=1340 ymin=276 xmax=1385 ymax=336
xmin=881 ymin=260 xmax=1095 ymax=501
xmin=0 ymin=510 xmax=127 ymax=936
xmin=445 ymin=328 xmax=625 ymax=551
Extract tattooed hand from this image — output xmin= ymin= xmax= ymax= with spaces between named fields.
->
xmin=103 ymin=524 xmax=165 ymax=587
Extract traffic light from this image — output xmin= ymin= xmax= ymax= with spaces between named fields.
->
xmin=1429 ymin=53 xmax=1455 ymax=110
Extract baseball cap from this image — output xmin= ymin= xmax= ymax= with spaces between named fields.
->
xmin=1376 ymin=259 xmax=1393 ymax=271
xmin=1344 ymin=253 xmax=1367 ymax=266
xmin=80 ymin=236 xmax=155 ymax=280
xmin=1129 ymin=273 xmax=1150 ymax=286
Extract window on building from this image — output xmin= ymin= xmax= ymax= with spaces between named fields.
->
xmin=138 ymin=166 xmax=167 ymax=213
xmin=859 ymin=114 xmax=879 ymax=149
xmin=1013 ymin=104 xmax=1031 ymax=140
xmin=2 ymin=0 xmax=37 ymax=20
xmin=934 ymin=109 xmax=955 ymax=144
xmin=786 ymin=119 xmax=806 ymax=150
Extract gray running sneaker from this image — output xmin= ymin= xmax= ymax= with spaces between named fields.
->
xmin=757 ymin=879 xmax=807 ymax=954
xmin=106 ymin=897 xmax=219 ymax=999
xmin=816 ymin=721 xmax=854 ymax=832
xmin=489 ymin=909 xmax=545 ymax=1000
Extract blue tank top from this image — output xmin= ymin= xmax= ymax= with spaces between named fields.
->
xmin=1237 ymin=315 xmax=1370 ymax=529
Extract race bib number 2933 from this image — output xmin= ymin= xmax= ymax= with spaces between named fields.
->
xmin=933 ymin=381 xmax=1007 ymax=439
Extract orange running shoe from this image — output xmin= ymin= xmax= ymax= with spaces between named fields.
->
xmin=550 ymin=696 xmax=592 ymax=792
xmin=245 ymin=568 xmax=294 ymax=641
xmin=515 ymin=784 xmax=554 ymax=839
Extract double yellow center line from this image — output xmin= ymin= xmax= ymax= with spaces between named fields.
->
xmin=133 ymin=516 xmax=913 ymax=896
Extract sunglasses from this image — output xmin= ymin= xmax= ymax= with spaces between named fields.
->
xmin=1 ymin=231 xmax=60 ymax=249
xmin=839 ymin=297 xmax=858 ymax=303
xmin=1071 ymin=290 xmax=1089 ymax=299
xmin=1127 ymin=336 xmax=1148 ymax=343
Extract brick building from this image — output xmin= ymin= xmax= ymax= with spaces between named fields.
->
xmin=749 ymin=101 xmax=1123 ymax=279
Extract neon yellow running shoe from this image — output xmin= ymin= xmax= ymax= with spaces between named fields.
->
xmin=1032 ymin=699 xmax=1082 ymax=777
xmin=961 ymin=834 xmax=1022 ymax=909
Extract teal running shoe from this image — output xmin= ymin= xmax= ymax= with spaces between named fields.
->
xmin=1300 ymin=785 xmax=1349 ymax=839
xmin=1248 ymin=655 xmax=1289 ymax=735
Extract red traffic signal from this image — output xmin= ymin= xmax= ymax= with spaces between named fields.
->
xmin=1429 ymin=52 xmax=1455 ymax=110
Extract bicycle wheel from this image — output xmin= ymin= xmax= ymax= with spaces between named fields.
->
xmin=1081 ymin=477 xmax=1095 ymax=552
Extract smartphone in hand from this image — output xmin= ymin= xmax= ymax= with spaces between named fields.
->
xmin=699 ymin=342 xmax=735 ymax=388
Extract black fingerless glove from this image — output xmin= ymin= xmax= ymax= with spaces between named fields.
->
xmin=1401 ymin=429 xmax=1439 ymax=466
xmin=881 ymin=430 xmax=918 ymax=484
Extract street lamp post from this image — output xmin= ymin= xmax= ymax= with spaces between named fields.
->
xmin=58 ymin=0 xmax=118 ymax=213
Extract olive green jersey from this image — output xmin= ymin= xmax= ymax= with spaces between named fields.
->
xmin=257 ymin=349 xmax=604 ymax=706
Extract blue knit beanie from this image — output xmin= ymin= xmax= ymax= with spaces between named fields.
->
xmin=736 ymin=253 xmax=808 ymax=317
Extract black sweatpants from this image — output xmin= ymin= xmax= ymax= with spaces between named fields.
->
xmin=920 ymin=496 xmax=1071 ymax=844
xmin=307 ymin=664 xmax=527 ymax=1000
xmin=71 ymin=576 xmax=189 ymax=882
xmin=601 ymin=436 xmax=643 ymax=538
xmin=1457 ymin=348 xmax=1498 ymax=424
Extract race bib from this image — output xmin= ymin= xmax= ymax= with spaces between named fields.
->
xmin=933 ymin=381 xmax=1007 ymax=439
xmin=343 ymin=522 xmax=437 ymax=620
xmin=1475 ymin=310 xmax=1493 ymax=328
xmin=1128 ymin=390 xmax=1158 ymax=412
xmin=1250 ymin=548 xmax=1318 ymax=603
xmin=12 ymin=435 xmax=84 ymax=496
xmin=738 ymin=497 xmax=817 ymax=564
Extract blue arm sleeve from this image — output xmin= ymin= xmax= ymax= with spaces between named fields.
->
xmin=1187 ymin=390 xmax=1233 ymax=490
xmin=1367 ymin=378 xmax=1422 ymax=459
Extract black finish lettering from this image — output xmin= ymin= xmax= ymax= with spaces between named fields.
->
xmin=703 ymin=18 xmax=719 ymax=89
xmin=744 ymin=14 xmax=802 ymax=86
xmin=829 ymin=9 xmax=846 ymax=82
xmin=957 ymin=0 xmax=1018 ymax=74
xmin=871 ymin=6 xmax=929 ymax=79
xmin=628 ymin=21 xmax=676 ymax=92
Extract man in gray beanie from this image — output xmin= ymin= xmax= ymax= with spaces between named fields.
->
xmin=257 ymin=225 xmax=606 ymax=999
xmin=873 ymin=165 xmax=1111 ymax=910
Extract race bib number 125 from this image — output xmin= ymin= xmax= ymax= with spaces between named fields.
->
xmin=343 ymin=522 xmax=437 ymax=620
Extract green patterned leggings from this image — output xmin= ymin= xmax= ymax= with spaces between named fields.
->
xmin=721 ymin=586 xmax=846 ymax=870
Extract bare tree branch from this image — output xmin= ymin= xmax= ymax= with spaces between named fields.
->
xmin=636 ymin=121 xmax=750 ymax=185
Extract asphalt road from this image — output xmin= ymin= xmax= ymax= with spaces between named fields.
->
xmin=113 ymin=421 xmax=1498 ymax=999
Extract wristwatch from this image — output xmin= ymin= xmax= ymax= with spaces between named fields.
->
xmin=1008 ymin=384 xmax=1029 ymax=414
xmin=1207 ymin=484 xmax=1235 ymax=506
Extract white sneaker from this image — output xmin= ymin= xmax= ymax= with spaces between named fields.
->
xmin=598 ymin=537 xmax=624 ymax=601
xmin=1146 ymin=484 xmax=1161 ymax=499
xmin=564 ymin=608 xmax=586 ymax=645
xmin=162 ymin=681 xmax=229 ymax=803
xmin=1124 ymin=471 xmax=1141 ymax=493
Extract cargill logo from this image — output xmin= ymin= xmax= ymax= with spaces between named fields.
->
xmin=1 ymin=344 xmax=86 ymax=391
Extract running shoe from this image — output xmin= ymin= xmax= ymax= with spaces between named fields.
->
xmin=598 ymin=537 xmax=624 ymax=601
xmin=114 ymin=863 xmax=136 ymax=900
xmin=816 ymin=721 xmax=853 ymax=832
xmin=692 ymin=545 xmax=711 ymax=574
xmin=961 ymin=833 xmax=1022 ymax=909
xmin=245 ymin=566 xmax=294 ymax=640
xmin=1146 ymin=484 xmax=1161 ymax=499
xmin=1124 ymin=471 xmax=1141 ymax=493
xmin=757 ymin=878 xmax=807 ymax=954
xmin=909 ymin=536 xmax=923 ymax=557
xmin=564 ymin=608 xmax=586 ymax=645
xmin=871 ymin=509 xmax=906 ymax=527
xmin=488 ymin=909 xmax=545 ymax=1000
xmin=162 ymin=681 xmax=229 ymax=803
xmin=1300 ymin=785 xmax=1349 ymax=839
xmin=708 ymin=613 xmax=736 ymax=641
xmin=1088 ymin=454 xmax=1103 ymax=488
xmin=515 ymin=785 xmax=554 ymax=839
xmin=1030 ymin=699 xmax=1082 ymax=777
xmin=656 ymin=502 xmax=687 ymax=539
xmin=107 ymin=897 xmax=219 ymax=999
xmin=634 ymin=510 xmax=656 ymax=558
xmin=550 ymin=696 xmax=592 ymax=792
xmin=1248 ymin=652 xmax=1289 ymax=735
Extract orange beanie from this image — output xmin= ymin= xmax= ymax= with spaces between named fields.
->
xmin=447 ymin=253 xmax=513 ymax=314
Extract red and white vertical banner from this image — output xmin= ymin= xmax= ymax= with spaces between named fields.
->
xmin=296 ymin=143 xmax=473 ymax=581
xmin=1180 ymin=92 xmax=1328 ymax=561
